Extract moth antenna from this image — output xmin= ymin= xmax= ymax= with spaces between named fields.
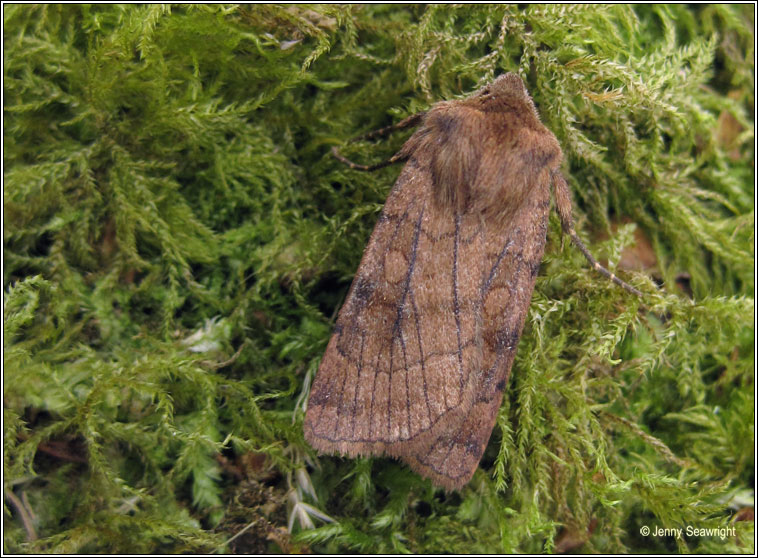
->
xmin=331 ymin=111 xmax=426 ymax=172
xmin=567 ymin=229 xmax=643 ymax=297
xmin=552 ymin=172 xmax=643 ymax=297
xmin=331 ymin=146 xmax=406 ymax=171
xmin=349 ymin=111 xmax=426 ymax=143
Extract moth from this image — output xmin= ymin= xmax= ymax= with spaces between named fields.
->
xmin=304 ymin=73 xmax=640 ymax=490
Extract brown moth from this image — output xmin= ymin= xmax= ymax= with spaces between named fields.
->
xmin=304 ymin=73 xmax=640 ymax=490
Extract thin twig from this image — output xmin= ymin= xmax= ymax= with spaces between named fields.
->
xmin=202 ymin=342 xmax=246 ymax=370
xmin=222 ymin=518 xmax=260 ymax=549
xmin=37 ymin=441 xmax=88 ymax=463
xmin=5 ymin=488 xmax=37 ymax=541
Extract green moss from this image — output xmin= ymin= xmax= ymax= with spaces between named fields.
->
xmin=3 ymin=4 xmax=753 ymax=554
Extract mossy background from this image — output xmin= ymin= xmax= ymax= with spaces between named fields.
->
xmin=3 ymin=4 xmax=754 ymax=554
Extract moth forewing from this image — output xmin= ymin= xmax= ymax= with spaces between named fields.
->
xmin=305 ymin=73 xmax=641 ymax=490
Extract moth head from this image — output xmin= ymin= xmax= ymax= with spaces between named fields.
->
xmin=469 ymin=73 xmax=540 ymax=120
xmin=487 ymin=73 xmax=528 ymax=98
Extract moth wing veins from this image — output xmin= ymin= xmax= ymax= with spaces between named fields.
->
xmin=304 ymin=158 xmax=485 ymax=461
xmin=400 ymin=167 xmax=552 ymax=490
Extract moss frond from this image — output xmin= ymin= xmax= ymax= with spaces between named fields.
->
xmin=4 ymin=4 xmax=752 ymax=553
